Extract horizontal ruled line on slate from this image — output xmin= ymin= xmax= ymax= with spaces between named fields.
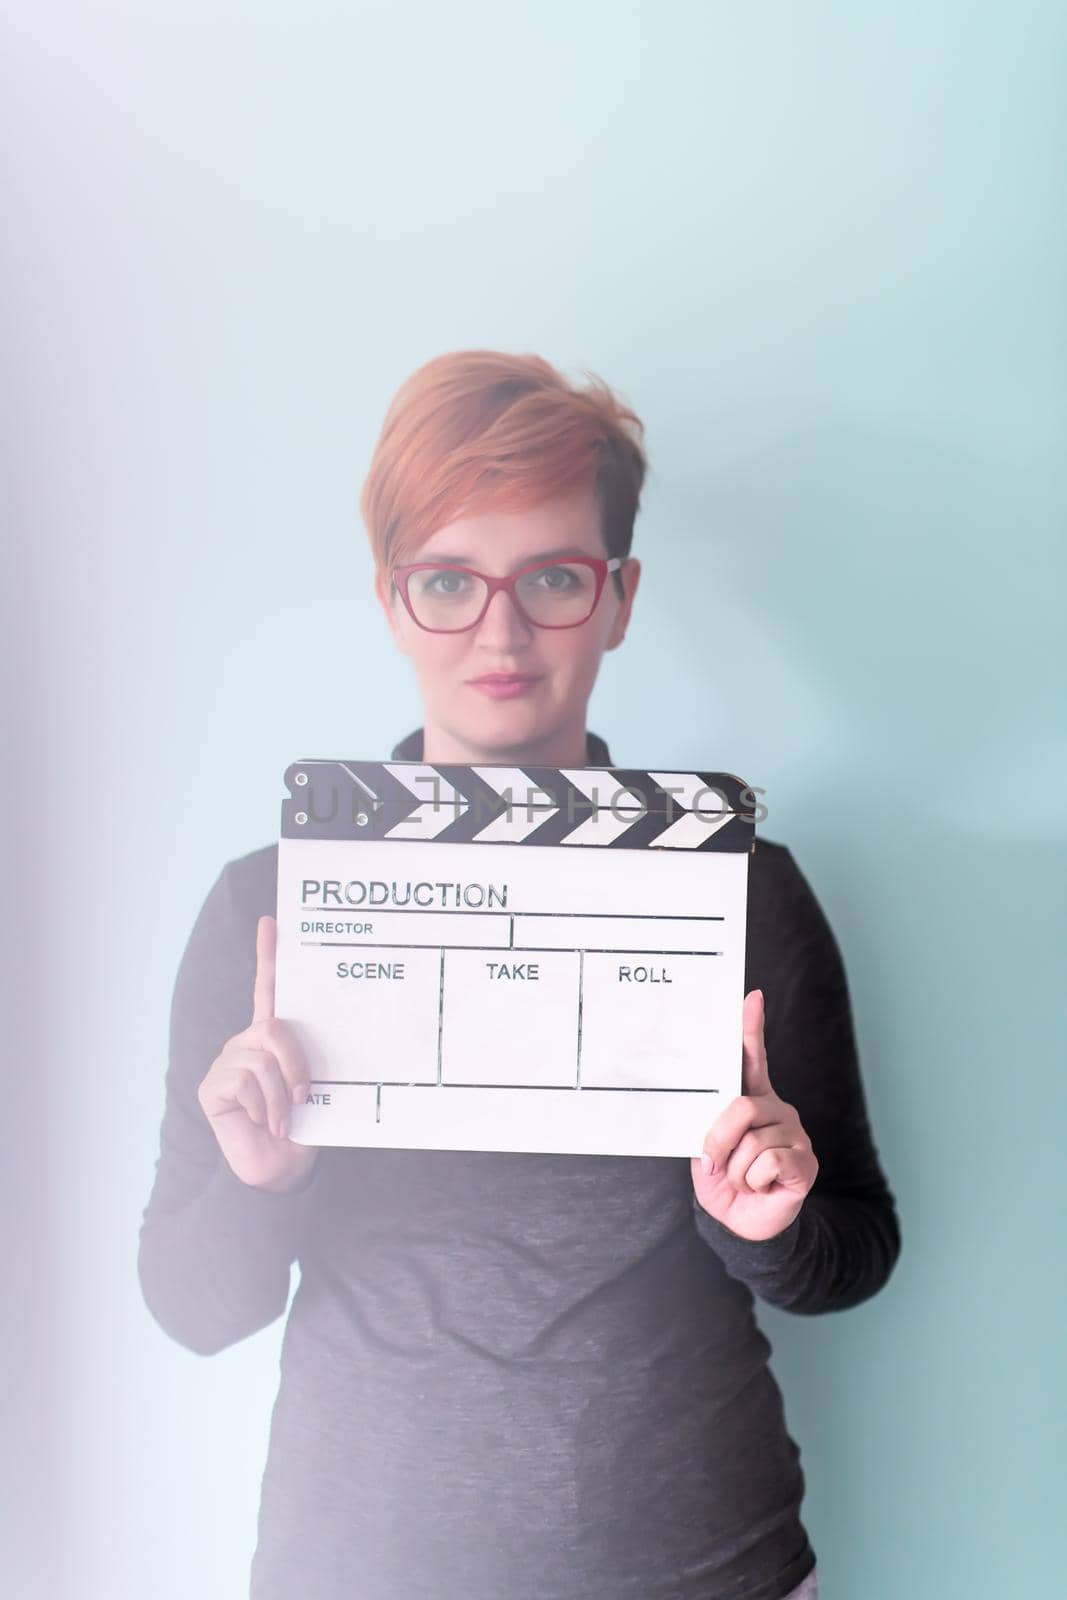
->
xmin=295 ymin=908 xmax=725 ymax=921
xmin=300 ymin=942 xmax=723 ymax=956
xmin=306 ymin=1081 xmax=721 ymax=1094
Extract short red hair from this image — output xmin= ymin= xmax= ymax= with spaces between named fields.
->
xmin=359 ymin=350 xmax=648 ymax=578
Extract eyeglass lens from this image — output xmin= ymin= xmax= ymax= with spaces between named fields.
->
xmin=406 ymin=562 xmax=600 ymax=630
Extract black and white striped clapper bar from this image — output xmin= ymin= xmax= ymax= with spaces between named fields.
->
xmin=275 ymin=757 xmax=757 ymax=1158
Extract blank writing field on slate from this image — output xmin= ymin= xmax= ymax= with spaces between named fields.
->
xmin=441 ymin=948 xmax=581 ymax=1088
xmin=273 ymin=756 xmax=757 ymax=1158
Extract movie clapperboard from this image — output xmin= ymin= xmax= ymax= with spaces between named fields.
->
xmin=274 ymin=758 xmax=757 ymax=1158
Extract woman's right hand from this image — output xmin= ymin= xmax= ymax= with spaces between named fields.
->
xmin=197 ymin=914 xmax=321 ymax=1194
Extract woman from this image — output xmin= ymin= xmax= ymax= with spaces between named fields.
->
xmin=139 ymin=350 xmax=900 ymax=1600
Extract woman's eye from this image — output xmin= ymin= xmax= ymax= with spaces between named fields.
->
xmin=534 ymin=564 xmax=576 ymax=588
xmin=426 ymin=570 xmax=469 ymax=594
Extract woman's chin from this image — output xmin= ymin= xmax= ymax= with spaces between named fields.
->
xmin=444 ymin=702 xmax=553 ymax=755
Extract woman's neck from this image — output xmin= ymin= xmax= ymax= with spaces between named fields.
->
xmin=421 ymin=716 xmax=591 ymax=769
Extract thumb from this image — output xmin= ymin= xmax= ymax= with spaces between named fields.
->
xmin=741 ymin=988 xmax=773 ymax=1097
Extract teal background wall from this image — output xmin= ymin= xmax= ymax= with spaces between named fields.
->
xmin=7 ymin=4 xmax=1063 ymax=1596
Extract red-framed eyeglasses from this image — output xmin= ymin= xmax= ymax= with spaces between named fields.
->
xmin=391 ymin=555 xmax=625 ymax=633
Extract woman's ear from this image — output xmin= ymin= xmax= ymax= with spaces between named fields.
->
xmin=604 ymin=557 xmax=641 ymax=651
xmin=373 ymin=565 xmax=409 ymax=654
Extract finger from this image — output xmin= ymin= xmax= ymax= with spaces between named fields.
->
xmin=242 ymin=1048 xmax=293 ymax=1140
xmin=701 ymin=1090 xmax=781 ymax=1172
xmin=745 ymin=1146 xmax=811 ymax=1194
xmin=200 ymin=1049 xmax=264 ymax=1121
xmin=247 ymin=1016 xmax=311 ymax=1107
xmin=225 ymin=1063 xmax=268 ymax=1129
xmin=725 ymin=1124 xmax=797 ymax=1191
xmin=741 ymin=988 xmax=772 ymax=1097
xmin=252 ymin=915 xmax=277 ymax=1025
xmin=206 ymin=1049 xmax=291 ymax=1139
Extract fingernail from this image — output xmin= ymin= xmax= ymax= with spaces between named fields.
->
xmin=701 ymin=1152 xmax=714 ymax=1175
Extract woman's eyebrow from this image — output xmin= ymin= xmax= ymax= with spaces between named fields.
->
xmin=420 ymin=545 xmax=592 ymax=567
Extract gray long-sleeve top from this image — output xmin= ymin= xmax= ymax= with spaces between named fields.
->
xmin=138 ymin=727 xmax=901 ymax=1600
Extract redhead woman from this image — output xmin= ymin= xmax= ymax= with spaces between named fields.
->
xmin=139 ymin=350 xmax=900 ymax=1600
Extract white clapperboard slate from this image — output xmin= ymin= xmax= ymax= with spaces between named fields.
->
xmin=275 ymin=758 xmax=756 ymax=1158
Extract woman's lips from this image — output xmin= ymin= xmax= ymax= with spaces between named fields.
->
xmin=467 ymin=675 xmax=542 ymax=699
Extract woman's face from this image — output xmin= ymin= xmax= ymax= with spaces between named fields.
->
xmin=374 ymin=482 xmax=641 ymax=763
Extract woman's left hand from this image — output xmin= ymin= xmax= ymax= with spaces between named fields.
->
xmin=690 ymin=989 xmax=819 ymax=1241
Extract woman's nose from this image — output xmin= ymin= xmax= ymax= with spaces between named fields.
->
xmin=474 ymin=586 xmax=535 ymax=643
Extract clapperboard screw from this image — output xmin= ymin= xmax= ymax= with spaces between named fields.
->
xmin=294 ymin=772 xmax=308 ymax=786
xmin=356 ymin=812 xmax=369 ymax=826
xmin=295 ymin=811 xmax=308 ymax=825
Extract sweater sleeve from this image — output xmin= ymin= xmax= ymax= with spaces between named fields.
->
xmin=691 ymin=845 xmax=902 ymax=1314
xmin=137 ymin=859 xmax=324 ymax=1356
